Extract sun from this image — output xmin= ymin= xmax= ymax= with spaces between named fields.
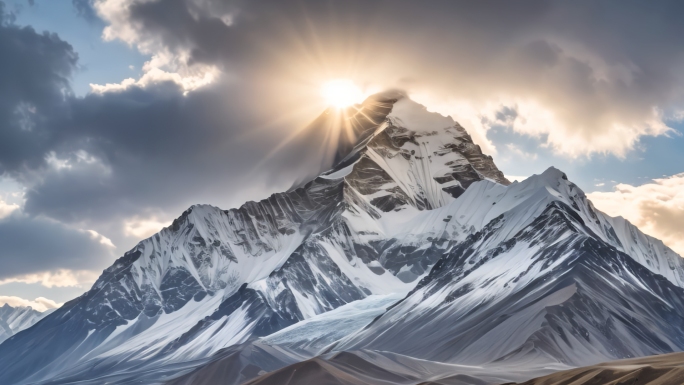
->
xmin=321 ymin=79 xmax=364 ymax=108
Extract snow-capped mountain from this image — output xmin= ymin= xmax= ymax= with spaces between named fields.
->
xmin=331 ymin=168 xmax=684 ymax=367
xmin=0 ymin=93 xmax=507 ymax=385
xmin=0 ymin=304 xmax=46 ymax=345
xmin=1 ymin=92 xmax=683 ymax=385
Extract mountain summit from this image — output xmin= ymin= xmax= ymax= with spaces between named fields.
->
xmin=1 ymin=94 xmax=683 ymax=385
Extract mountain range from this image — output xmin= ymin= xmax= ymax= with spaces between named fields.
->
xmin=0 ymin=304 xmax=47 ymax=345
xmin=1 ymin=92 xmax=684 ymax=385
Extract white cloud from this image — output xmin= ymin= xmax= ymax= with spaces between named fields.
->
xmin=588 ymin=173 xmax=684 ymax=256
xmin=124 ymin=215 xmax=171 ymax=239
xmin=412 ymin=93 xmax=672 ymax=159
xmin=45 ymin=150 xmax=110 ymax=173
xmin=0 ymin=296 xmax=63 ymax=312
xmin=91 ymin=0 xmax=221 ymax=94
xmin=0 ymin=269 xmax=100 ymax=289
xmin=0 ymin=199 xmax=19 ymax=219
xmin=508 ymin=101 xmax=671 ymax=159
xmin=90 ymin=66 xmax=218 ymax=94
xmin=89 ymin=77 xmax=137 ymax=94
xmin=86 ymin=229 xmax=116 ymax=248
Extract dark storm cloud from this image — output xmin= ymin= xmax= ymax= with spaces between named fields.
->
xmin=21 ymin=79 xmax=314 ymax=223
xmin=0 ymin=3 xmax=76 ymax=173
xmin=0 ymin=213 xmax=113 ymax=279
xmin=124 ymin=0 xmax=546 ymax=65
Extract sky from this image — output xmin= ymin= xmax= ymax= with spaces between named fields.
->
xmin=0 ymin=0 xmax=683 ymax=311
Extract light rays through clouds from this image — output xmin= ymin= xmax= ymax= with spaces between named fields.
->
xmin=252 ymin=79 xmax=370 ymax=170
xmin=251 ymin=89 xmax=391 ymax=191
xmin=321 ymin=79 xmax=365 ymax=108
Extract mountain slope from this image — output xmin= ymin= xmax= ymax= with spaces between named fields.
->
xmin=331 ymin=169 xmax=684 ymax=367
xmin=0 ymin=304 xmax=46 ymax=345
xmin=225 ymin=168 xmax=684 ymax=385
xmin=164 ymin=136 xmax=684 ymax=384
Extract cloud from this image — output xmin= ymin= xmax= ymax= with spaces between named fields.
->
xmin=123 ymin=216 xmax=170 ymax=239
xmin=86 ymin=0 xmax=684 ymax=158
xmin=72 ymin=0 xmax=97 ymax=23
xmin=0 ymin=269 xmax=100 ymax=288
xmin=20 ymin=79 xmax=336 ymax=225
xmin=89 ymin=67 xmax=218 ymax=94
xmin=588 ymin=174 xmax=684 ymax=256
xmin=0 ymin=214 xmax=115 ymax=281
xmin=86 ymin=229 xmax=116 ymax=248
xmin=0 ymin=2 xmax=77 ymax=173
xmin=505 ymin=144 xmax=538 ymax=160
xmin=0 ymin=198 xmax=18 ymax=219
xmin=91 ymin=0 xmax=227 ymax=92
xmin=0 ymin=295 xmax=62 ymax=312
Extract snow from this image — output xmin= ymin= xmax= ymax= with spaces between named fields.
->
xmin=389 ymin=98 xmax=456 ymax=133
xmin=319 ymin=161 xmax=357 ymax=180
xmin=0 ymin=304 xmax=45 ymax=345
xmin=261 ymin=294 xmax=403 ymax=354
xmin=320 ymin=241 xmax=414 ymax=295
xmin=91 ymin=292 xmax=225 ymax=361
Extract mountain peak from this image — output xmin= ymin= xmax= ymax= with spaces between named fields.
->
xmin=540 ymin=166 xmax=569 ymax=180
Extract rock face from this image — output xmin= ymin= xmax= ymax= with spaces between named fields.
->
xmin=0 ymin=304 xmax=46 ymax=345
xmin=1 ymin=93 xmax=683 ymax=385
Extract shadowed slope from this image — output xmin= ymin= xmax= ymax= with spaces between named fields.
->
xmin=506 ymin=352 xmax=684 ymax=385
xmin=241 ymin=352 xmax=416 ymax=385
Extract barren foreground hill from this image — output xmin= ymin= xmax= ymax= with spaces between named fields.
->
xmin=506 ymin=353 xmax=684 ymax=385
